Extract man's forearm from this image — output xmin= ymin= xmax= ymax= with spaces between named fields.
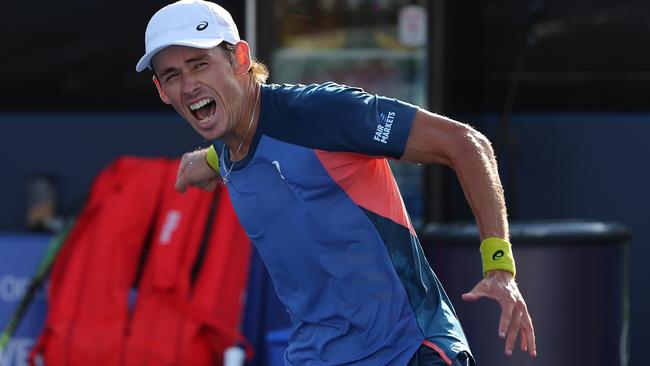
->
xmin=400 ymin=110 xmax=509 ymax=240
xmin=449 ymin=128 xmax=509 ymax=241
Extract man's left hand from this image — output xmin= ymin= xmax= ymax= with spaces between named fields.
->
xmin=461 ymin=270 xmax=537 ymax=357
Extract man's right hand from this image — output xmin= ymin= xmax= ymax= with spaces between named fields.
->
xmin=175 ymin=149 xmax=220 ymax=193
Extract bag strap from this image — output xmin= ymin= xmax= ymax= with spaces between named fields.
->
xmin=190 ymin=191 xmax=220 ymax=288
xmin=183 ymin=191 xmax=254 ymax=358
xmin=129 ymin=161 xmax=174 ymax=313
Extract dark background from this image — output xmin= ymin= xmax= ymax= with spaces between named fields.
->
xmin=1 ymin=0 xmax=649 ymax=111
xmin=1 ymin=0 xmax=648 ymax=365
xmin=0 ymin=1 xmax=244 ymax=110
xmin=447 ymin=0 xmax=650 ymax=111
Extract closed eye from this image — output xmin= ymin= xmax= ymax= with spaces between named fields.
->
xmin=193 ymin=62 xmax=208 ymax=71
xmin=165 ymin=73 xmax=180 ymax=83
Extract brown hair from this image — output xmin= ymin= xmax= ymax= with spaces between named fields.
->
xmin=219 ymin=42 xmax=269 ymax=84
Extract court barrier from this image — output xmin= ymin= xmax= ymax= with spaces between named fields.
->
xmin=422 ymin=220 xmax=631 ymax=366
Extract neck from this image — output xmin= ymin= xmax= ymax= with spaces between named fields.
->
xmin=226 ymin=79 xmax=260 ymax=162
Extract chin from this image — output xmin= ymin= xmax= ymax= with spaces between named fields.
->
xmin=195 ymin=127 xmax=223 ymax=141
xmin=183 ymin=117 xmax=220 ymax=140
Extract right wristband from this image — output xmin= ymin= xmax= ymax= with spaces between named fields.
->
xmin=206 ymin=145 xmax=220 ymax=173
xmin=480 ymin=237 xmax=516 ymax=277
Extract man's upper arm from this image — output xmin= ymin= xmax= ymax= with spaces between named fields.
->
xmin=263 ymin=83 xmax=417 ymax=158
xmin=400 ymin=109 xmax=471 ymax=166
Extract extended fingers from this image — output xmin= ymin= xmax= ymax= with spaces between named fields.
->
xmin=461 ymin=291 xmax=484 ymax=302
xmin=472 ymin=273 xmax=537 ymax=358
xmin=461 ymin=281 xmax=491 ymax=302
xmin=498 ymin=301 xmax=514 ymax=339
xmin=502 ymin=299 xmax=537 ymax=357
xmin=521 ymin=308 xmax=537 ymax=356
xmin=504 ymin=305 xmax=523 ymax=355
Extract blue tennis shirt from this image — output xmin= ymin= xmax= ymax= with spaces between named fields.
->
xmin=214 ymin=82 xmax=471 ymax=365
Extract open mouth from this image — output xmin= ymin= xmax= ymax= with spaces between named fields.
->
xmin=189 ymin=98 xmax=216 ymax=123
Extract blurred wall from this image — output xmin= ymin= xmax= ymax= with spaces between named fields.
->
xmin=442 ymin=2 xmax=650 ymax=362
xmin=444 ymin=112 xmax=649 ymax=365
xmin=0 ymin=113 xmax=205 ymax=230
xmin=503 ymin=113 xmax=649 ymax=366
xmin=0 ymin=0 xmax=245 ymax=110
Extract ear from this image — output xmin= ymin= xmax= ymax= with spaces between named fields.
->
xmin=232 ymin=41 xmax=252 ymax=75
xmin=152 ymin=75 xmax=172 ymax=104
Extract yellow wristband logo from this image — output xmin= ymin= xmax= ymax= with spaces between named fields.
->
xmin=492 ymin=250 xmax=505 ymax=261
xmin=480 ymin=237 xmax=516 ymax=277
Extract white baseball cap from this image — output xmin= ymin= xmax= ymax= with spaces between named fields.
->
xmin=135 ymin=0 xmax=240 ymax=72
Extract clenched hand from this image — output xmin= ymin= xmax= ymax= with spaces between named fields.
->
xmin=175 ymin=149 xmax=220 ymax=193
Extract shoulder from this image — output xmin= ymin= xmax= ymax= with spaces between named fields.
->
xmin=264 ymin=81 xmax=371 ymax=105
xmin=266 ymin=81 xmax=363 ymax=93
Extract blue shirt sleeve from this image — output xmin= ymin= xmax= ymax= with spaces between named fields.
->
xmin=261 ymin=82 xmax=418 ymax=159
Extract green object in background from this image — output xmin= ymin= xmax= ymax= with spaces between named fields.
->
xmin=0 ymin=218 xmax=75 ymax=352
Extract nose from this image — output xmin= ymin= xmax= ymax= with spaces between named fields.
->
xmin=180 ymin=73 xmax=200 ymax=96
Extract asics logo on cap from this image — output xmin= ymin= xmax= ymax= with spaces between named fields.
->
xmin=196 ymin=21 xmax=208 ymax=31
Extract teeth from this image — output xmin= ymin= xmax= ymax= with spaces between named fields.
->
xmin=189 ymin=98 xmax=213 ymax=111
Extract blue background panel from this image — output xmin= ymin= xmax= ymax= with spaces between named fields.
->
xmin=0 ymin=234 xmax=51 ymax=366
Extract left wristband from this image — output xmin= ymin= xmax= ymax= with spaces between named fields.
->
xmin=480 ymin=237 xmax=516 ymax=277
xmin=206 ymin=145 xmax=220 ymax=174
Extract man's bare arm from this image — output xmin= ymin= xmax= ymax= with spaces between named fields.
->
xmin=401 ymin=109 xmax=537 ymax=357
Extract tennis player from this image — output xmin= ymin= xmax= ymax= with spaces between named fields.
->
xmin=136 ymin=1 xmax=536 ymax=365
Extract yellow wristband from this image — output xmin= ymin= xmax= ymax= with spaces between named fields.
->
xmin=480 ymin=237 xmax=516 ymax=277
xmin=206 ymin=145 xmax=220 ymax=174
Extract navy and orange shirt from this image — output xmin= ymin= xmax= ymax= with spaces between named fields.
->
xmin=214 ymin=82 xmax=471 ymax=365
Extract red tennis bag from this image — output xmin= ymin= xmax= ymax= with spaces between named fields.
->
xmin=123 ymin=160 xmax=252 ymax=365
xmin=30 ymin=156 xmax=252 ymax=365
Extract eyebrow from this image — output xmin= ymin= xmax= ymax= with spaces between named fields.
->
xmin=185 ymin=55 xmax=209 ymax=64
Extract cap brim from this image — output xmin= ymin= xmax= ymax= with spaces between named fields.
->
xmin=135 ymin=37 xmax=225 ymax=72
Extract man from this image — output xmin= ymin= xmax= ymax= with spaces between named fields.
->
xmin=136 ymin=1 xmax=536 ymax=365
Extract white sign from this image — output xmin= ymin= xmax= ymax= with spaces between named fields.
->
xmin=0 ymin=276 xmax=30 ymax=303
xmin=399 ymin=5 xmax=427 ymax=48
xmin=0 ymin=338 xmax=34 ymax=366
